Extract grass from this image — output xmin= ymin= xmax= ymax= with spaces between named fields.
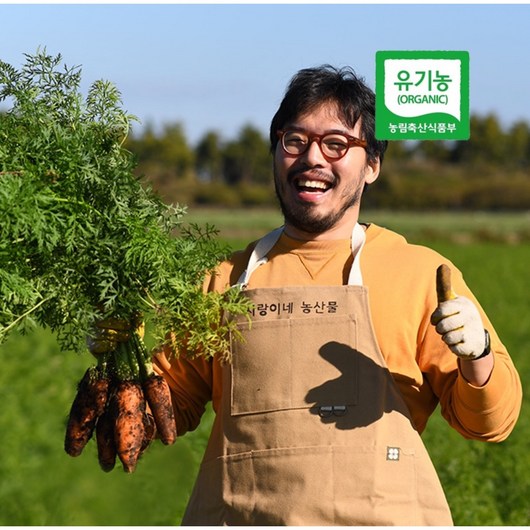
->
xmin=0 ymin=327 xmax=213 ymax=525
xmin=1 ymin=207 xmax=528 ymax=525
xmin=418 ymin=241 xmax=530 ymax=525
xmin=184 ymin=206 xmax=530 ymax=247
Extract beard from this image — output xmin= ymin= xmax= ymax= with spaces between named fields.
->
xmin=273 ymin=165 xmax=365 ymax=235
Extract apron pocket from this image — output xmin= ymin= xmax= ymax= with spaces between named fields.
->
xmin=230 ymin=315 xmax=359 ymax=416
xmin=191 ymin=444 xmax=421 ymax=526
xmin=331 ymin=444 xmax=420 ymax=525
xmin=222 ymin=446 xmax=335 ymax=525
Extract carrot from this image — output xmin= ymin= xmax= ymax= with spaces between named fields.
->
xmin=109 ymin=380 xmax=146 ymax=473
xmin=436 ymin=264 xmax=456 ymax=303
xmin=139 ymin=412 xmax=156 ymax=457
xmin=95 ymin=399 xmax=117 ymax=472
xmin=130 ymin=331 xmax=177 ymax=446
xmin=64 ymin=365 xmax=110 ymax=457
xmin=142 ymin=374 xmax=177 ymax=445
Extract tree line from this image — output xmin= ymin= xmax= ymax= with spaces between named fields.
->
xmin=125 ymin=113 xmax=530 ymax=211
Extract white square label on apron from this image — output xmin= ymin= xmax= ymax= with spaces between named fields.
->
xmin=386 ymin=447 xmax=400 ymax=461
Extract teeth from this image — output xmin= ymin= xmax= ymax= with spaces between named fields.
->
xmin=298 ymin=179 xmax=329 ymax=190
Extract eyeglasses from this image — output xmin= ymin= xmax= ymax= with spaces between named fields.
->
xmin=277 ymin=129 xmax=367 ymax=161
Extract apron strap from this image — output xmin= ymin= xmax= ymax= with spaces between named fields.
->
xmin=235 ymin=227 xmax=284 ymax=288
xmin=347 ymin=222 xmax=366 ymax=286
xmin=235 ymin=223 xmax=366 ymax=288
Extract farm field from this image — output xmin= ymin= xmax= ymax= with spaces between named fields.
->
xmin=184 ymin=207 xmax=530 ymax=247
xmin=1 ymin=208 xmax=529 ymax=525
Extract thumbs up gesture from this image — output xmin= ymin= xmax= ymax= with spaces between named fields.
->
xmin=431 ymin=265 xmax=490 ymax=360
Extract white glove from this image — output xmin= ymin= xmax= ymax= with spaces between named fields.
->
xmin=431 ymin=295 xmax=487 ymax=360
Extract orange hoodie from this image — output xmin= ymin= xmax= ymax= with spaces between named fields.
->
xmin=153 ymin=224 xmax=522 ymax=442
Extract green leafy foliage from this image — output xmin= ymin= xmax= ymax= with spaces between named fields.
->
xmin=0 ymin=49 xmax=251 ymax=357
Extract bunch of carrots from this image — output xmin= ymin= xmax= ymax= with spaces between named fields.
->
xmin=1 ymin=51 xmax=252 ymax=474
xmin=64 ymin=323 xmax=176 ymax=473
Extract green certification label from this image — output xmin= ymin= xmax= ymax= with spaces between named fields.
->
xmin=376 ymin=51 xmax=469 ymax=140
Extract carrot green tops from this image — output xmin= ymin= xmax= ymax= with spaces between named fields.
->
xmin=153 ymin=223 xmax=522 ymax=442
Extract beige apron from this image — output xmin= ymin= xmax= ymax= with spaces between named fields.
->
xmin=182 ymin=225 xmax=453 ymax=526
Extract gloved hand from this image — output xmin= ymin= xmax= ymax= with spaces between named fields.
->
xmin=431 ymin=265 xmax=488 ymax=360
xmin=87 ymin=313 xmax=144 ymax=356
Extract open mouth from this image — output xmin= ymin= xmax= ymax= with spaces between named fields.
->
xmin=294 ymin=177 xmax=334 ymax=194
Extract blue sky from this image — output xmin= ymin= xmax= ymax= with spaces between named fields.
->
xmin=1 ymin=3 xmax=529 ymax=145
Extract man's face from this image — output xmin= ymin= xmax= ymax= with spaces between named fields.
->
xmin=273 ymin=102 xmax=380 ymax=239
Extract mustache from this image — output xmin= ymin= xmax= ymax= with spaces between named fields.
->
xmin=287 ymin=167 xmax=336 ymax=184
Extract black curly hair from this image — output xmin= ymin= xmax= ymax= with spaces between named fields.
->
xmin=270 ymin=64 xmax=388 ymax=166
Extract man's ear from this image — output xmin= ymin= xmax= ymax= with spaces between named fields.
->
xmin=364 ymin=157 xmax=381 ymax=185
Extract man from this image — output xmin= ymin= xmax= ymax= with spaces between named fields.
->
xmin=102 ymin=65 xmax=523 ymax=525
